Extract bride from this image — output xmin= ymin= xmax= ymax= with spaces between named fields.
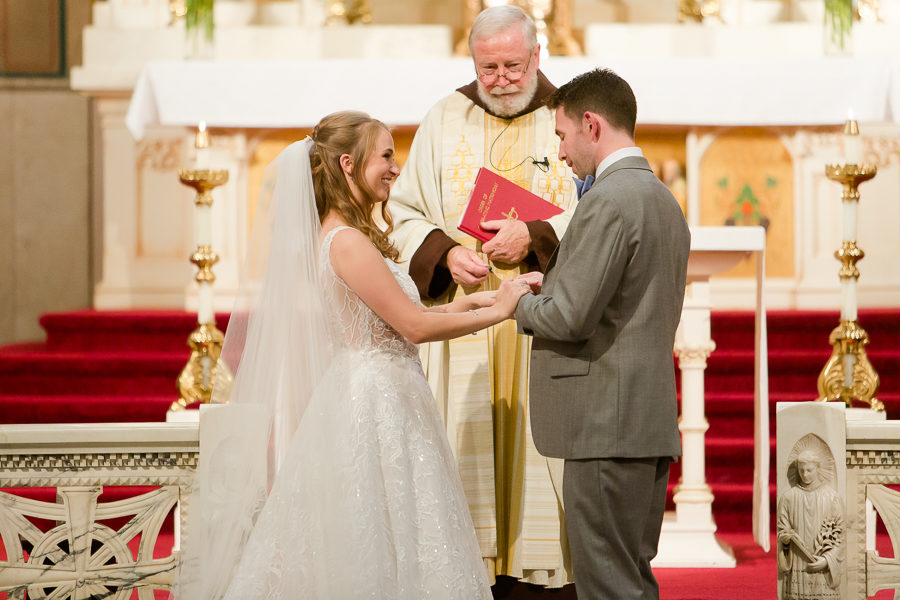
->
xmin=174 ymin=111 xmax=529 ymax=599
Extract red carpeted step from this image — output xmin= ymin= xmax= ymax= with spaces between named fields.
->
xmin=711 ymin=308 xmax=900 ymax=351
xmin=697 ymin=348 xmax=900 ymax=395
xmin=0 ymin=348 xmax=186 ymax=396
xmin=0 ymin=394 xmax=175 ymax=424
xmin=40 ymin=310 xmax=230 ymax=353
xmin=668 ymin=437 xmax=776 ymax=483
xmin=664 ymin=480 xmax=777 ymax=533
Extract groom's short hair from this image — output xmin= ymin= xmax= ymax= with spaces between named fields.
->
xmin=547 ymin=69 xmax=637 ymax=138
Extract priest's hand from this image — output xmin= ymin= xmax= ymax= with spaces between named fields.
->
xmin=446 ymin=246 xmax=490 ymax=286
xmin=481 ymin=219 xmax=530 ymax=264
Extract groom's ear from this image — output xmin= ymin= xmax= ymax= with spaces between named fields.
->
xmin=339 ymin=153 xmax=354 ymax=175
xmin=583 ymin=112 xmax=603 ymax=143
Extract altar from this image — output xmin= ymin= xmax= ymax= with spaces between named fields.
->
xmin=71 ymin=47 xmax=900 ymax=312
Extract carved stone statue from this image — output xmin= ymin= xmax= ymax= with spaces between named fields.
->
xmin=777 ymin=435 xmax=845 ymax=599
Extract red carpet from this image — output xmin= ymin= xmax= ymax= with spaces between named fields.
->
xmin=2 ymin=308 xmax=900 ymax=598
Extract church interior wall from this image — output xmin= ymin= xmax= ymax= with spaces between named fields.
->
xmin=0 ymin=0 xmax=93 ymax=345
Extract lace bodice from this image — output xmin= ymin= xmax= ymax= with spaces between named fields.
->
xmin=320 ymin=226 xmax=420 ymax=361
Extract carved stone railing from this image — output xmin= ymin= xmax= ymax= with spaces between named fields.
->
xmin=0 ymin=422 xmax=199 ymax=599
xmin=776 ymin=402 xmax=900 ymax=599
xmin=846 ymin=419 xmax=900 ymax=599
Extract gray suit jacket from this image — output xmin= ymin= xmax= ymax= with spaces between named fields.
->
xmin=515 ymin=155 xmax=690 ymax=460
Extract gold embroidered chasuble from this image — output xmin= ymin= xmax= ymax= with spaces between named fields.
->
xmin=388 ymin=91 xmax=577 ymax=586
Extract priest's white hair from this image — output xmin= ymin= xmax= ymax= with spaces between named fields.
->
xmin=468 ymin=5 xmax=537 ymax=55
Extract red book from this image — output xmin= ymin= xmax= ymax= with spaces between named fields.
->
xmin=458 ymin=168 xmax=564 ymax=243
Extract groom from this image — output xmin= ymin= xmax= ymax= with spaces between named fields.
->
xmin=513 ymin=69 xmax=691 ymax=599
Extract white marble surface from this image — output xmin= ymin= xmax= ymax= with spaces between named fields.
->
xmin=107 ymin=56 xmax=899 ymax=139
xmin=0 ymin=421 xmax=199 ymax=453
xmin=687 ymin=225 xmax=765 ymax=280
xmin=657 ymin=226 xmax=768 ymax=566
xmin=585 ymin=22 xmax=900 ymax=60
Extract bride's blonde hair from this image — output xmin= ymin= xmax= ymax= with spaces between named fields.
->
xmin=310 ymin=111 xmax=400 ymax=262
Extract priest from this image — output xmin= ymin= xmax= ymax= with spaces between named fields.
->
xmin=386 ymin=5 xmax=578 ymax=587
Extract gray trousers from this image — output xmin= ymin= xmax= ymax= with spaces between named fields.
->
xmin=563 ymin=457 xmax=671 ymax=600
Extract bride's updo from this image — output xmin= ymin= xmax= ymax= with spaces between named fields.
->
xmin=310 ymin=111 xmax=400 ymax=262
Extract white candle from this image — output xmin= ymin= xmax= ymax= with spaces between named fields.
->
xmin=842 ymin=352 xmax=856 ymax=390
xmin=195 ymin=121 xmax=210 ymax=169
xmin=842 ymin=198 xmax=857 ymax=242
xmin=841 ymin=278 xmax=858 ymax=322
xmin=198 ymin=281 xmax=214 ymax=324
xmin=844 ymin=110 xmax=861 ymax=165
xmin=194 ymin=204 xmax=212 ymax=247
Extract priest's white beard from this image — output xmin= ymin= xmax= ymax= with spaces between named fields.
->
xmin=476 ymin=75 xmax=539 ymax=118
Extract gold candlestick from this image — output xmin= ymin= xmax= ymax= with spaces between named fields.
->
xmin=816 ymin=153 xmax=881 ymax=410
xmin=170 ymin=143 xmax=232 ymax=411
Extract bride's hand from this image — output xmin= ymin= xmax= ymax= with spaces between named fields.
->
xmin=495 ymin=279 xmax=531 ymax=317
xmin=465 ymin=290 xmax=498 ymax=309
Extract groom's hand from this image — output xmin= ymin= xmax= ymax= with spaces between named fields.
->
xmin=481 ymin=219 xmax=530 ymax=264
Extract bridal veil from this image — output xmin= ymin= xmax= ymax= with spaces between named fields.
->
xmin=171 ymin=138 xmax=333 ymax=599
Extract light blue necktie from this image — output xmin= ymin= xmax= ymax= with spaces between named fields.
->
xmin=575 ymin=174 xmax=595 ymax=199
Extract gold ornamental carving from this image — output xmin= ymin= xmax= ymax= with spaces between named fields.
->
xmin=178 ymin=168 xmax=228 ymax=207
xmin=325 ymin=0 xmax=372 ymax=25
xmin=173 ymin=322 xmax=228 ymax=410
xmin=457 ymin=0 xmax=581 ymax=56
xmin=674 ymin=340 xmax=717 ymax=368
xmin=816 ymin=320 xmax=882 ymax=410
xmin=678 ymin=0 xmax=722 ymax=22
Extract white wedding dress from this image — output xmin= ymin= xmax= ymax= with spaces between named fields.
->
xmin=221 ymin=226 xmax=492 ymax=599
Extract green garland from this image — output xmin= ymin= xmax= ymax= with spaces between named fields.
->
xmin=186 ymin=0 xmax=215 ymax=42
xmin=825 ymin=0 xmax=852 ymax=50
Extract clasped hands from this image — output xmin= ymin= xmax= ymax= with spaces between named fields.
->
xmin=463 ymin=278 xmax=533 ymax=317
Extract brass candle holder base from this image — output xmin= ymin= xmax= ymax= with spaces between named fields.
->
xmin=816 ymin=320 xmax=883 ymax=411
xmin=171 ymin=322 xmax=231 ymax=411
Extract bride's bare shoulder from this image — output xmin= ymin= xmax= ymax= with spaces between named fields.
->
xmin=327 ymin=227 xmax=383 ymax=273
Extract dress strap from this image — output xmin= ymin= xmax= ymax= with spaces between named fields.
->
xmin=322 ymin=225 xmax=353 ymax=246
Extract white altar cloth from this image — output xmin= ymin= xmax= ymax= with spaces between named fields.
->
xmin=123 ymin=57 xmax=898 ymax=139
